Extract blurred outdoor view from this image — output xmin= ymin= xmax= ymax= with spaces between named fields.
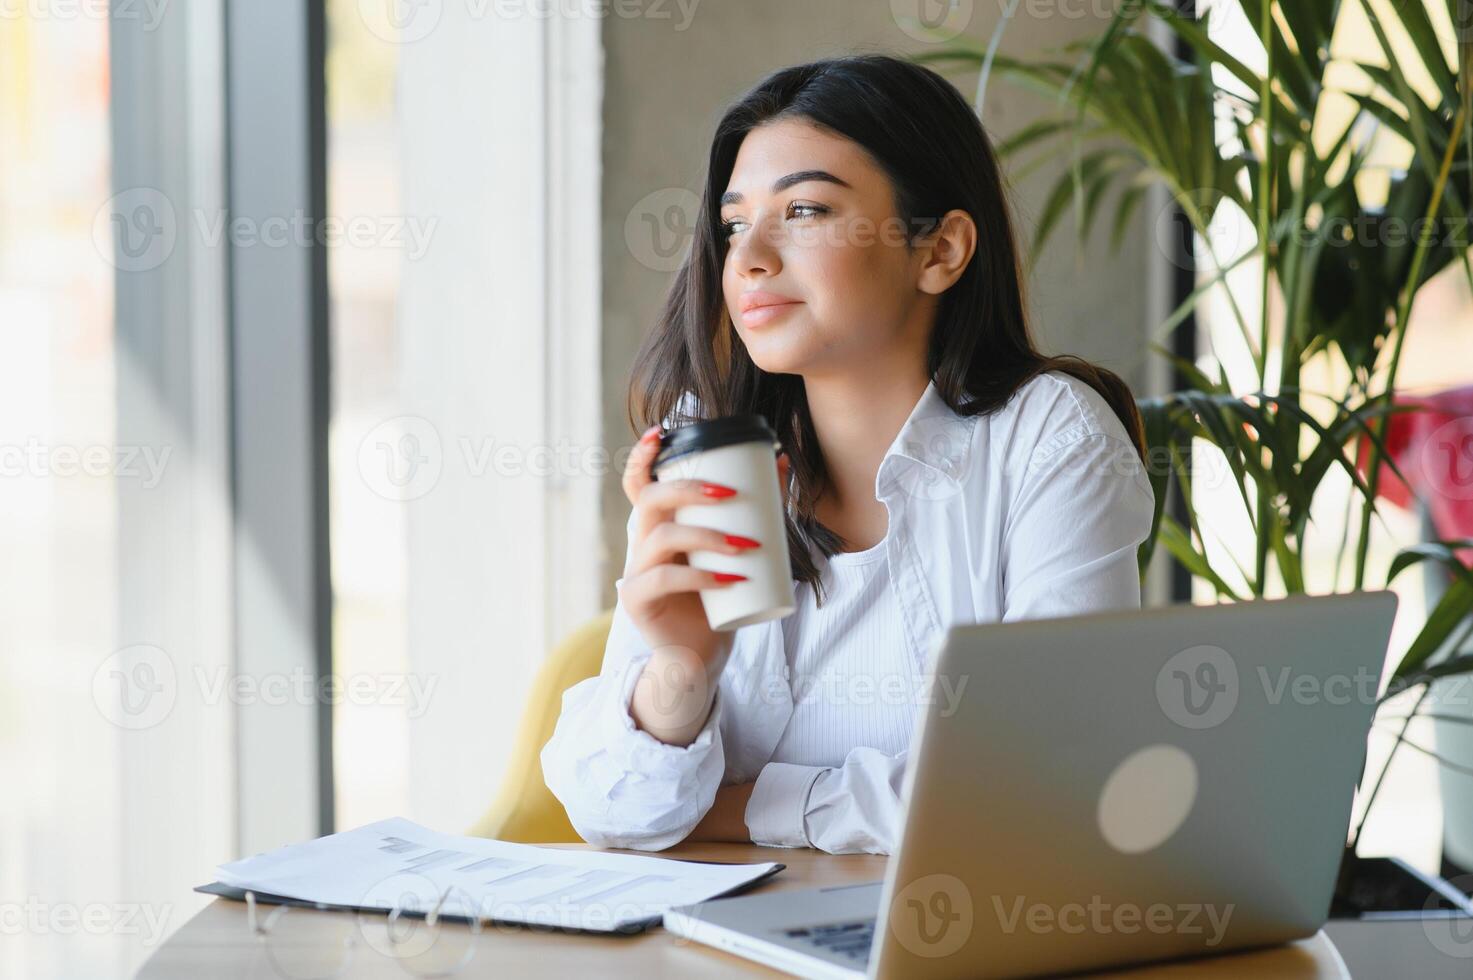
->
xmin=0 ymin=14 xmax=123 ymax=978
xmin=324 ymin=0 xmax=413 ymax=832
xmin=1193 ymin=0 xmax=1473 ymax=869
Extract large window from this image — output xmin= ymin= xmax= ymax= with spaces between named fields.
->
xmin=324 ymin=2 xmax=603 ymax=834
xmin=0 ymin=8 xmax=605 ymax=970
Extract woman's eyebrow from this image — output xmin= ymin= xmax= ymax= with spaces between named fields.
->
xmin=720 ymin=170 xmax=852 ymax=206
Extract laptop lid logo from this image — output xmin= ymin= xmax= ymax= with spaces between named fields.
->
xmin=1097 ymin=744 xmax=1199 ymax=854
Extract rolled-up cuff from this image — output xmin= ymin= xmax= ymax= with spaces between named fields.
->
xmin=745 ymin=761 xmax=826 ymax=848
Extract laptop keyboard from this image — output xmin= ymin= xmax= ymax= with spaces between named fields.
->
xmin=780 ymin=918 xmax=876 ymax=964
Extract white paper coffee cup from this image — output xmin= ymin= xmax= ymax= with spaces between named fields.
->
xmin=651 ymin=414 xmax=796 ymax=631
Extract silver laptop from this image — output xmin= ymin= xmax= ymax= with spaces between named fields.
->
xmin=664 ymin=591 xmax=1398 ymax=978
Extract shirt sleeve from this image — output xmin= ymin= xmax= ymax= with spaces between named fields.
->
xmin=539 ymin=506 xmax=726 ymax=851
xmin=744 ymin=748 xmax=908 ymax=855
xmin=1001 ymin=426 xmax=1155 ymax=620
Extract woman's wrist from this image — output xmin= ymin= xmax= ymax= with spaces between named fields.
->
xmin=688 ymin=782 xmax=756 ymax=843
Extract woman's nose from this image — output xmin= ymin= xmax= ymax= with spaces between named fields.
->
xmin=729 ymin=216 xmax=783 ymax=277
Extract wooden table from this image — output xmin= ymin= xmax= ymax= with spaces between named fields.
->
xmin=137 ymin=842 xmax=1350 ymax=978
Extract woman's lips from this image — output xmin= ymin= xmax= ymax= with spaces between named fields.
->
xmin=739 ymin=301 xmax=803 ymax=327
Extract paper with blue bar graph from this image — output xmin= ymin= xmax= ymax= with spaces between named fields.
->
xmin=205 ymin=817 xmax=784 ymax=932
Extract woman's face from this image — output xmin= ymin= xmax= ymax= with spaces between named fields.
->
xmin=718 ymin=117 xmax=957 ymax=378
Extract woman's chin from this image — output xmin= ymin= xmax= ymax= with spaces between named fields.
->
xmin=745 ymin=347 xmax=812 ymax=377
xmin=740 ymin=330 xmax=816 ymax=373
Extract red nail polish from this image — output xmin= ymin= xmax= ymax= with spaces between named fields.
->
xmin=725 ymin=534 xmax=760 ymax=549
xmin=700 ymin=483 xmax=737 ymax=498
xmin=712 ymin=572 xmax=747 ymax=582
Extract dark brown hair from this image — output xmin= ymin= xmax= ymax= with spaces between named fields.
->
xmin=626 ymin=54 xmax=1146 ymax=606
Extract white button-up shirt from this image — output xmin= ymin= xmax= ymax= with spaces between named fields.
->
xmin=541 ymin=370 xmax=1156 ymax=854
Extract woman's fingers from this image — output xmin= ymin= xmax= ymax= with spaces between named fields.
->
xmin=621 ymin=424 xmax=664 ymax=507
xmin=632 ymin=477 xmax=739 ymax=543
xmin=628 ymin=521 xmax=760 ymax=577
xmin=619 ymin=563 xmax=745 ymax=606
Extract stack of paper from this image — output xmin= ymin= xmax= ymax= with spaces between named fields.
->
xmin=201 ymin=817 xmax=783 ymax=933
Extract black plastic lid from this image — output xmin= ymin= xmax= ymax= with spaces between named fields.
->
xmin=653 ymin=413 xmax=780 ymax=474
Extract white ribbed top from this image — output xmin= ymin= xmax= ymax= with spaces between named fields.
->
xmin=769 ymin=540 xmax=917 ymax=768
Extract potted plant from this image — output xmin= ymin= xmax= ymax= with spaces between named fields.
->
xmin=910 ymin=0 xmax=1473 ymax=916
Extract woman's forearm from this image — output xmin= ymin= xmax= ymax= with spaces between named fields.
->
xmin=629 ymin=636 xmax=732 ymax=746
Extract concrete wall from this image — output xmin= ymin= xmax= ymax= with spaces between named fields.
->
xmin=599 ymin=0 xmax=1159 ymax=605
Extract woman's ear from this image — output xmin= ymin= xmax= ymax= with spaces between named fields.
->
xmin=915 ymin=209 xmax=977 ymax=296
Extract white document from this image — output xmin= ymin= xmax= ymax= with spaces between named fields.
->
xmin=210 ymin=817 xmax=783 ymax=932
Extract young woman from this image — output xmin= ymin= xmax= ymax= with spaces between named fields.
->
xmin=542 ymin=55 xmax=1155 ymax=855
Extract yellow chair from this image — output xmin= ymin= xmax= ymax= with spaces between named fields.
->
xmin=467 ymin=609 xmax=614 ymax=843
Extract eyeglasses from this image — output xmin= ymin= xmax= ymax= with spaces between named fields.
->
xmin=245 ymin=886 xmax=483 ymax=979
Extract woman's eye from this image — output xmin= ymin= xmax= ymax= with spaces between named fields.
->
xmin=719 ymin=203 xmax=829 ymax=240
xmin=787 ymin=202 xmax=828 ymax=220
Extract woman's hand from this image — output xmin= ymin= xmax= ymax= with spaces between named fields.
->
xmin=686 ymin=782 xmax=756 ymax=843
xmin=619 ymin=423 xmax=746 ymax=665
xmin=619 ymin=423 xmax=789 ymax=745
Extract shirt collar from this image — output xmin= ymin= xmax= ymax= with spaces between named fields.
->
xmin=875 ymin=379 xmax=976 ymax=501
